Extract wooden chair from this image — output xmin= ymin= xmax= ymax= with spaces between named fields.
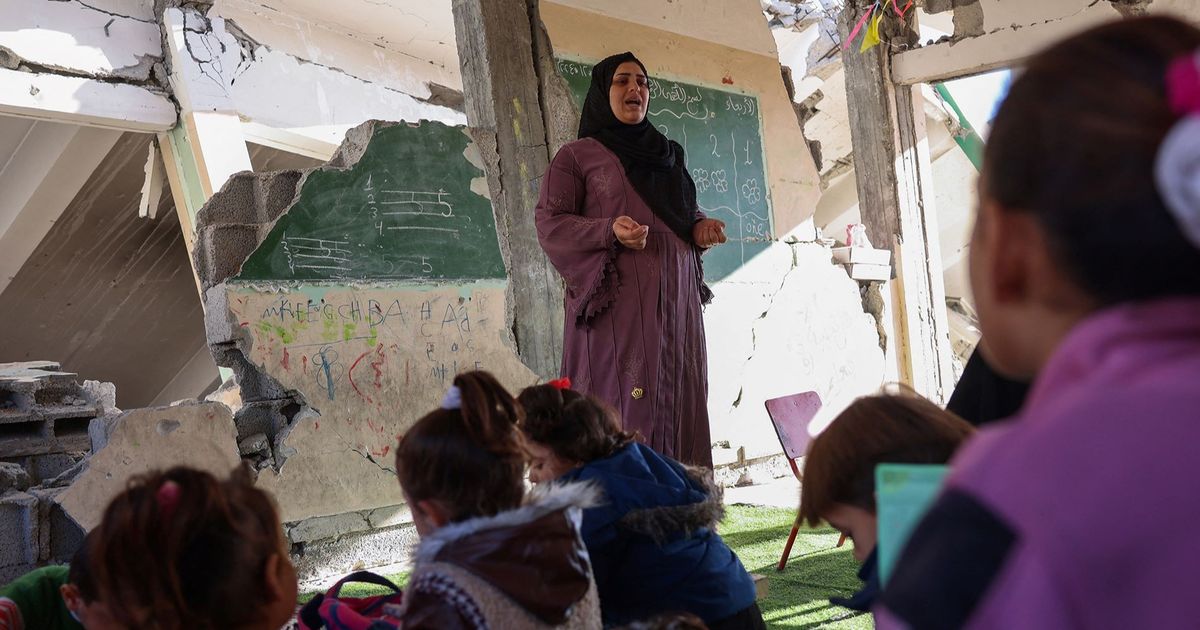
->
xmin=765 ymin=391 xmax=844 ymax=571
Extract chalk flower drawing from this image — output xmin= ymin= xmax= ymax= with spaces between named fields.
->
xmin=712 ymin=170 xmax=729 ymax=193
xmin=741 ymin=178 xmax=761 ymax=204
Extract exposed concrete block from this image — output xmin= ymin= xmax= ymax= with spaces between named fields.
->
xmin=0 ymin=462 xmax=31 ymax=493
xmin=292 ymin=523 xmax=418 ymax=587
xmin=222 ymin=347 xmax=291 ymax=403
xmin=199 ymin=170 xmax=304 ymax=226
xmin=59 ymin=402 xmax=241 ymax=531
xmin=82 ymin=380 xmax=117 ymax=411
xmin=195 ymin=223 xmax=263 ymax=291
xmin=30 ymin=453 xmax=84 ymax=485
xmin=29 ymin=487 xmax=84 ymax=564
xmin=234 ymin=400 xmax=292 ymax=440
xmin=0 ymin=491 xmax=38 ymax=568
xmin=238 ymin=432 xmax=270 ymax=457
xmin=367 ymin=505 xmax=412 ymax=529
xmin=288 ymin=511 xmax=371 ymax=544
xmin=87 ymin=412 xmax=121 ymax=454
xmin=204 ymin=284 xmax=238 ymax=346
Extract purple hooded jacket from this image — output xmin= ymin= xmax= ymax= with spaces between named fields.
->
xmin=877 ymin=298 xmax=1200 ymax=629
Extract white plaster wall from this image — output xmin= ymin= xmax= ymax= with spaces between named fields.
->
xmin=211 ymin=0 xmax=462 ymax=96
xmin=0 ymin=0 xmax=161 ymax=80
xmin=166 ymin=8 xmax=464 ymax=145
xmin=545 ymin=0 xmax=780 ymax=57
xmin=706 ymin=239 xmax=886 ymax=460
xmin=974 ymin=0 xmax=1121 ymax=33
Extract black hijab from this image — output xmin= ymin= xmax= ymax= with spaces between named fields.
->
xmin=578 ymin=53 xmax=700 ymax=245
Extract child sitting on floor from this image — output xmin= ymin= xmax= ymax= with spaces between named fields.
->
xmin=517 ymin=379 xmax=763 ymax=630
xmin=87 ymin=465 xmax=297 ymax=630
xmin=0 ymin=532 xmax=111 ymax=629
xmin=393 ymin=371 xmax=601 ymax=629
xmin=876 ymin=16 xmax=1200 ymax=629
xmin=797 ymin=390 xmax=975 ymax=611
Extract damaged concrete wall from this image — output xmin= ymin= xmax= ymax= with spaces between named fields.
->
xmin=707 ymin=240 xmax=886 ymax=463
xmin=0 ymin=0 xmax=161 ymax=82
xmin=210 ymin=0 xmax=463 ymax=98
xmin=165 ymin=6 xmax=466 ymax=146
xmin=195 ymin=119 xmax=536 ymax=527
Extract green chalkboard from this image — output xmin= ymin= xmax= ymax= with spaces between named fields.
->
xmin=236 ymin=122 xmax=506 ymax=283
xmin=555 ymin=58 xmax=773 ymax=282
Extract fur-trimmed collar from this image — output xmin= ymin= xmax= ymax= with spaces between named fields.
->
xmin=414 ymin=481 xmax=600 ymax=564
xmin=618 ymin=465 xmax=725 ymax=544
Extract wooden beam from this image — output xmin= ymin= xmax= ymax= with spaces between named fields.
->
xmin=451 ymin=0 xmax=565 ymax=379
xmin=891 ymin=1 xmax=1123 ymax=85
xmin=840 ymin=2 xmax=955 ymax=403
xmin=0 ymin=68 xmax=176 ymax=133
xmin=242 ymin=121 xmax=339 ymax=161
xmin=139 ymin=142 xmax=167 ymax=220
xmin=0 ymin=123 xmax=121 ymax=297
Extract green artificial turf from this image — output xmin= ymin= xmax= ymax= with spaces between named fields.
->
xmin=722 ymin=504 xmax=873 ymax=629
xmin=300 ymin=504 xmax=872 ymax=629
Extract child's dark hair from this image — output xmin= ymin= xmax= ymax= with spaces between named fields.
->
xmin=396 ymin=371 xmax=525 ymax=522
xmin=68 ymin=532 xmax=98 ymax=603
xmin=89 ymin=465 xmax=284 ymax=629
xmin=984 ymin=16 xmax=1200 ymax=304
xmin=798 ymin=389 xmax=974 ymax=527
xmin=517 ymin=383 xmax=635 ymax=463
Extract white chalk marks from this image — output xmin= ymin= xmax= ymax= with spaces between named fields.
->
xmin=282 ymin=235 xmax=353 ymax=277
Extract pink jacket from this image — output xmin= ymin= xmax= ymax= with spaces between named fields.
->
xmin=877 ymin=298 xmax=1200 ymax=629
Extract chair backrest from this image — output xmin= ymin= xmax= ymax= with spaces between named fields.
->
xmin=764 ymin=391 xmax=822 ymax=460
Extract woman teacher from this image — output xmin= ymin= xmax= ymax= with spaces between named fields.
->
xmin=535 ymin=52 xmax=726 ymax=467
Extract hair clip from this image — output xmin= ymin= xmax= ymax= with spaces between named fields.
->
xmin=548 ymin=377 xmax=572 ymax=391
xmin=1166 ymin=53 xmax=1200 ymax=116
xmin=1156 ymin=51 xmax=1200 ymax=250
xmin=440 ymin=385 xmax=462 ymax=410
xmin=156 ymin=480 xmax=181 ymax=520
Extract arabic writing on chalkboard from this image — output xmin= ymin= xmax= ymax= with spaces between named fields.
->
xmin=555 ymin=59 xmax=773 ymax=281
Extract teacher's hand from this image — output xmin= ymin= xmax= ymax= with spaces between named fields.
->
xmin=693 ymin=219 xmax=728 ymax=248
xmin=613 ymin=216 xmax=649 ymax=250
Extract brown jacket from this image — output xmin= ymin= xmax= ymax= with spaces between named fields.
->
xmin=398 ymin=483 xmax=602 ymax=630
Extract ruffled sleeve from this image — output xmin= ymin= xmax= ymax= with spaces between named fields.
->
xmin=535 ymin=144 xmax=621 ymax=324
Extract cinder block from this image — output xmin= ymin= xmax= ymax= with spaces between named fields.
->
xmin=0 ymin=491 xmax=39 ymax=568
xmin=30 ymin=487 xmax=84 ymax=563
xmin=31 ymin=453 xmax=84 ymax=484
xmin=0 ymin=462 xmax=31 ymax=493
xmin=195 ymin=223 xmax=262 ymax=289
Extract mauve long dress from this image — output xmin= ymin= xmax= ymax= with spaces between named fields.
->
xmin=535 ymin=138 xmax=713 ymax=468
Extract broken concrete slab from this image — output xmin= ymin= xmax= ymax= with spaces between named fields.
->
xmin=29 ymin=486 xmax=84 ymax=564
xmin=293 ymin=523 xmax=418 ymax=587
xmin=0 ymin=462 xmax=31 ymax=493
xmin=58 ymin=402 xmax=241 ymax=531
xmin=367 ymin=505 xmax=412 ymax=529
xmin=288 ymin=511 xmax=371 ymax=544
